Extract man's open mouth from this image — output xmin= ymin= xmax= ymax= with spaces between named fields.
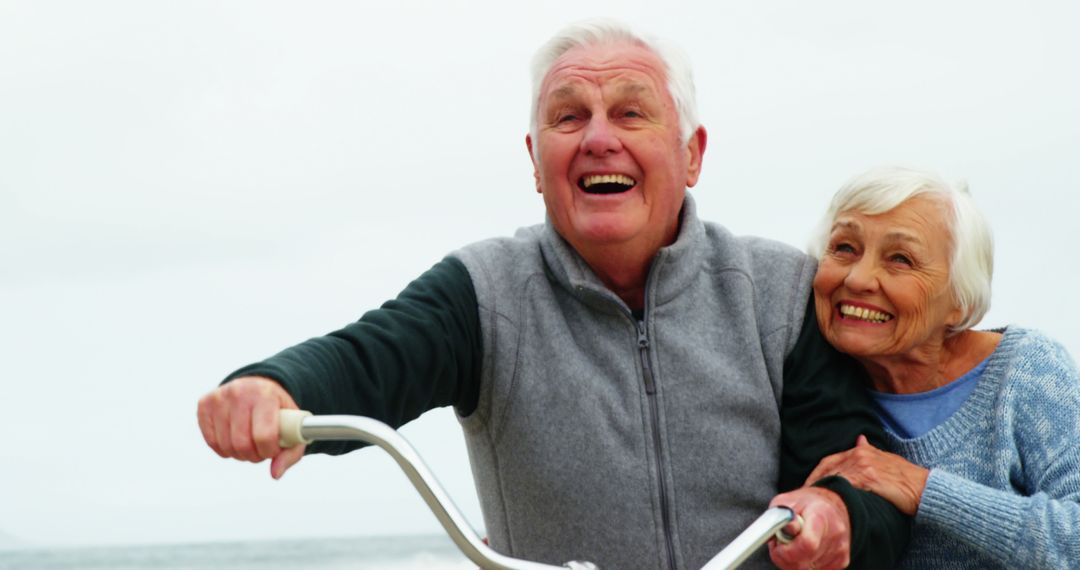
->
xmin=579 ymin=174 xmax=637 ymax=194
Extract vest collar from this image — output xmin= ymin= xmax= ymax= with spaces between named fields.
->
xmin=539 ymin=193 xmax=706 ymax=314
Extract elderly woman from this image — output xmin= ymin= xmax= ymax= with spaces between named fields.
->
xmin=803 ymin=166 xmax=1080 ymax=568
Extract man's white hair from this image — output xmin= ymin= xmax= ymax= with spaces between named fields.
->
xmin=807 ymin=165 xmax=995 ymax=335
xmin=529 ymin=19 xmax=700 ymax=144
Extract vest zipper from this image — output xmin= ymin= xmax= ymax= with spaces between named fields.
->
xmin=638 ymin=320 xmax=678 ymax=569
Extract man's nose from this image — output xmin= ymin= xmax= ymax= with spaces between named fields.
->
xmin=580 ymin=115 xmax=623 ymax=156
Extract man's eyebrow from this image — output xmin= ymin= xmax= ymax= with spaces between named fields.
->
xmin=547 ymin=85 xmax=579 ymax=101
xmin=615 ymin=82 xmax=650 ymax=97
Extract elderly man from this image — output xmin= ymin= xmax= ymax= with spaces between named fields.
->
xmin=198 ymin=21 xmax=908 ymax=570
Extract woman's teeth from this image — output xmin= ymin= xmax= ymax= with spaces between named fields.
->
xmin=839 ymin=304 xmax=893 ymax=323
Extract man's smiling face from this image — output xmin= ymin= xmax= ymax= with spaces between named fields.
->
xmin=528 ymin=41 xmax=703 ymax=260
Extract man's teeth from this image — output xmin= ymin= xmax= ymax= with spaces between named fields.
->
xmin=839 ymin=304 xmax=893 ymax=323
xmin=583 ymin=174 xmax=636 ymax=188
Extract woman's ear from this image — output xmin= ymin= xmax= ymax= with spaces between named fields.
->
xmin=945 ymin=302 xmax=965 ymax=330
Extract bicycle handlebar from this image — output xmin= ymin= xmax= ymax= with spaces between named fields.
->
xmin=278 ymin=409 xmax=798 ymax=570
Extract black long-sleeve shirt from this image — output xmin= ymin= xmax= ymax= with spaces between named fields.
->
xmin=227 ymin=256 xmax=909 ymax=567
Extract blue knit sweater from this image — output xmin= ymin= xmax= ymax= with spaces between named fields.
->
xmin=884 ymin=327 xmax=1080 ymax=568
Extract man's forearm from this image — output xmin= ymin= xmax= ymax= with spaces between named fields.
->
xmin=222 ymin=256 xmax=483 ymax=455
xmin=781 ymin=296 xmax=912 ymax=566
xmin=814 ymin=476 xmax=910 ymax=567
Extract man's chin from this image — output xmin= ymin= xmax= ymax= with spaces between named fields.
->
xmin=562 ymin=220 xmax=641 ymax=248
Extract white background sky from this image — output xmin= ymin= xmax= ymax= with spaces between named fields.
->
xmin=2 ymin=0 xmax=1078 ymax=550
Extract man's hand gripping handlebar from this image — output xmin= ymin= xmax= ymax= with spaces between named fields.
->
xmin=277 ymin=410 xmax=801 ymax=570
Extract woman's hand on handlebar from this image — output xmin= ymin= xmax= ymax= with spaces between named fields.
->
xmin=767 ymin=487 xmax=850 ymax=570
xmin=196 ymin=376 xmax=306 ymax=479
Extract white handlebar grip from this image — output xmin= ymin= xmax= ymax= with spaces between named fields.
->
xmin=278 ymin=409 xmax=313 ymax=448
xmin=775 ymin=513 xmax=804 ymax=545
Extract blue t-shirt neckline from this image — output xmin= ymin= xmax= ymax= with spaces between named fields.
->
xmin=869 ymin=356 xmax=991 ymax=439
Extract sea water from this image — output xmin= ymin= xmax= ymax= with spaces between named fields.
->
xmin=0 ymin=534 xmax=476 ymax=570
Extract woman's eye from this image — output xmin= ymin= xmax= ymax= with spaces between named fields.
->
xmin=890 ymin=253 xmax=913 ymax=266
xmin=833 ymin=243 xmax=855 ymax=254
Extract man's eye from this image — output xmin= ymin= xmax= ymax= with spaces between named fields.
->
xmin=623 ymin=110 xmax=642 ymax=118
xmin=833 ymin=243 xmax=855 ymax=254
xmin=557 ymin=114 xmax=578 ymax=124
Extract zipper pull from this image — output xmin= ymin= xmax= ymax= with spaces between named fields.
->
xmin=637 ymin=321 xmax=656 ymax=394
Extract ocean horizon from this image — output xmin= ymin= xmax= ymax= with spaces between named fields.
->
xmin=0 ymin=534 xmax=477 ymax=570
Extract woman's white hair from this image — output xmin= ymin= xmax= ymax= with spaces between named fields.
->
xmin=529 ymin=19 xmax=700 ymax=144
xmin=808 ymin=165 xmax=995 ymax=334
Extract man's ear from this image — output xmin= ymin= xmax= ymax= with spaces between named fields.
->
xmin=685 ymin=126 xmax=707 ymax=188
xmin=526 ymin=134 xmax=541 ymax=193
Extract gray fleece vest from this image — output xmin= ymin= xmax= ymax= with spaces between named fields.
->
xmin=452 ymin=195 xmax=815 ymax=570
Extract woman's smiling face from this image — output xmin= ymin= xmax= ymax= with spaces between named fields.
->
xmin=813 ymin=194 xmax=964 ymax=360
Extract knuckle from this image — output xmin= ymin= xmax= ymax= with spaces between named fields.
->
xmin=200 ymin=391 xmax=221 ymax=411
xmin=769 ymin=546 xmax=797 ymax=565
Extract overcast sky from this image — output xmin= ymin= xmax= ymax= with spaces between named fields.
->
xmin=2 ymin=0 xmax=1078 ymax=549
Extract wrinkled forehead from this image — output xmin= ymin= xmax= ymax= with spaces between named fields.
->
xmin=847 ymin=194 xmax=953 ymax=226
xmin=539 ymin=42 xmax=672 ymax=101
xmin=834 ymin=195 xmax=955 ymax=247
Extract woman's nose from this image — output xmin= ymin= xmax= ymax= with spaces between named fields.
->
xmin=844 ymin=258 xmax=880 ymax=293
xmin=580 ymin=116 xmax=623 ymax=157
